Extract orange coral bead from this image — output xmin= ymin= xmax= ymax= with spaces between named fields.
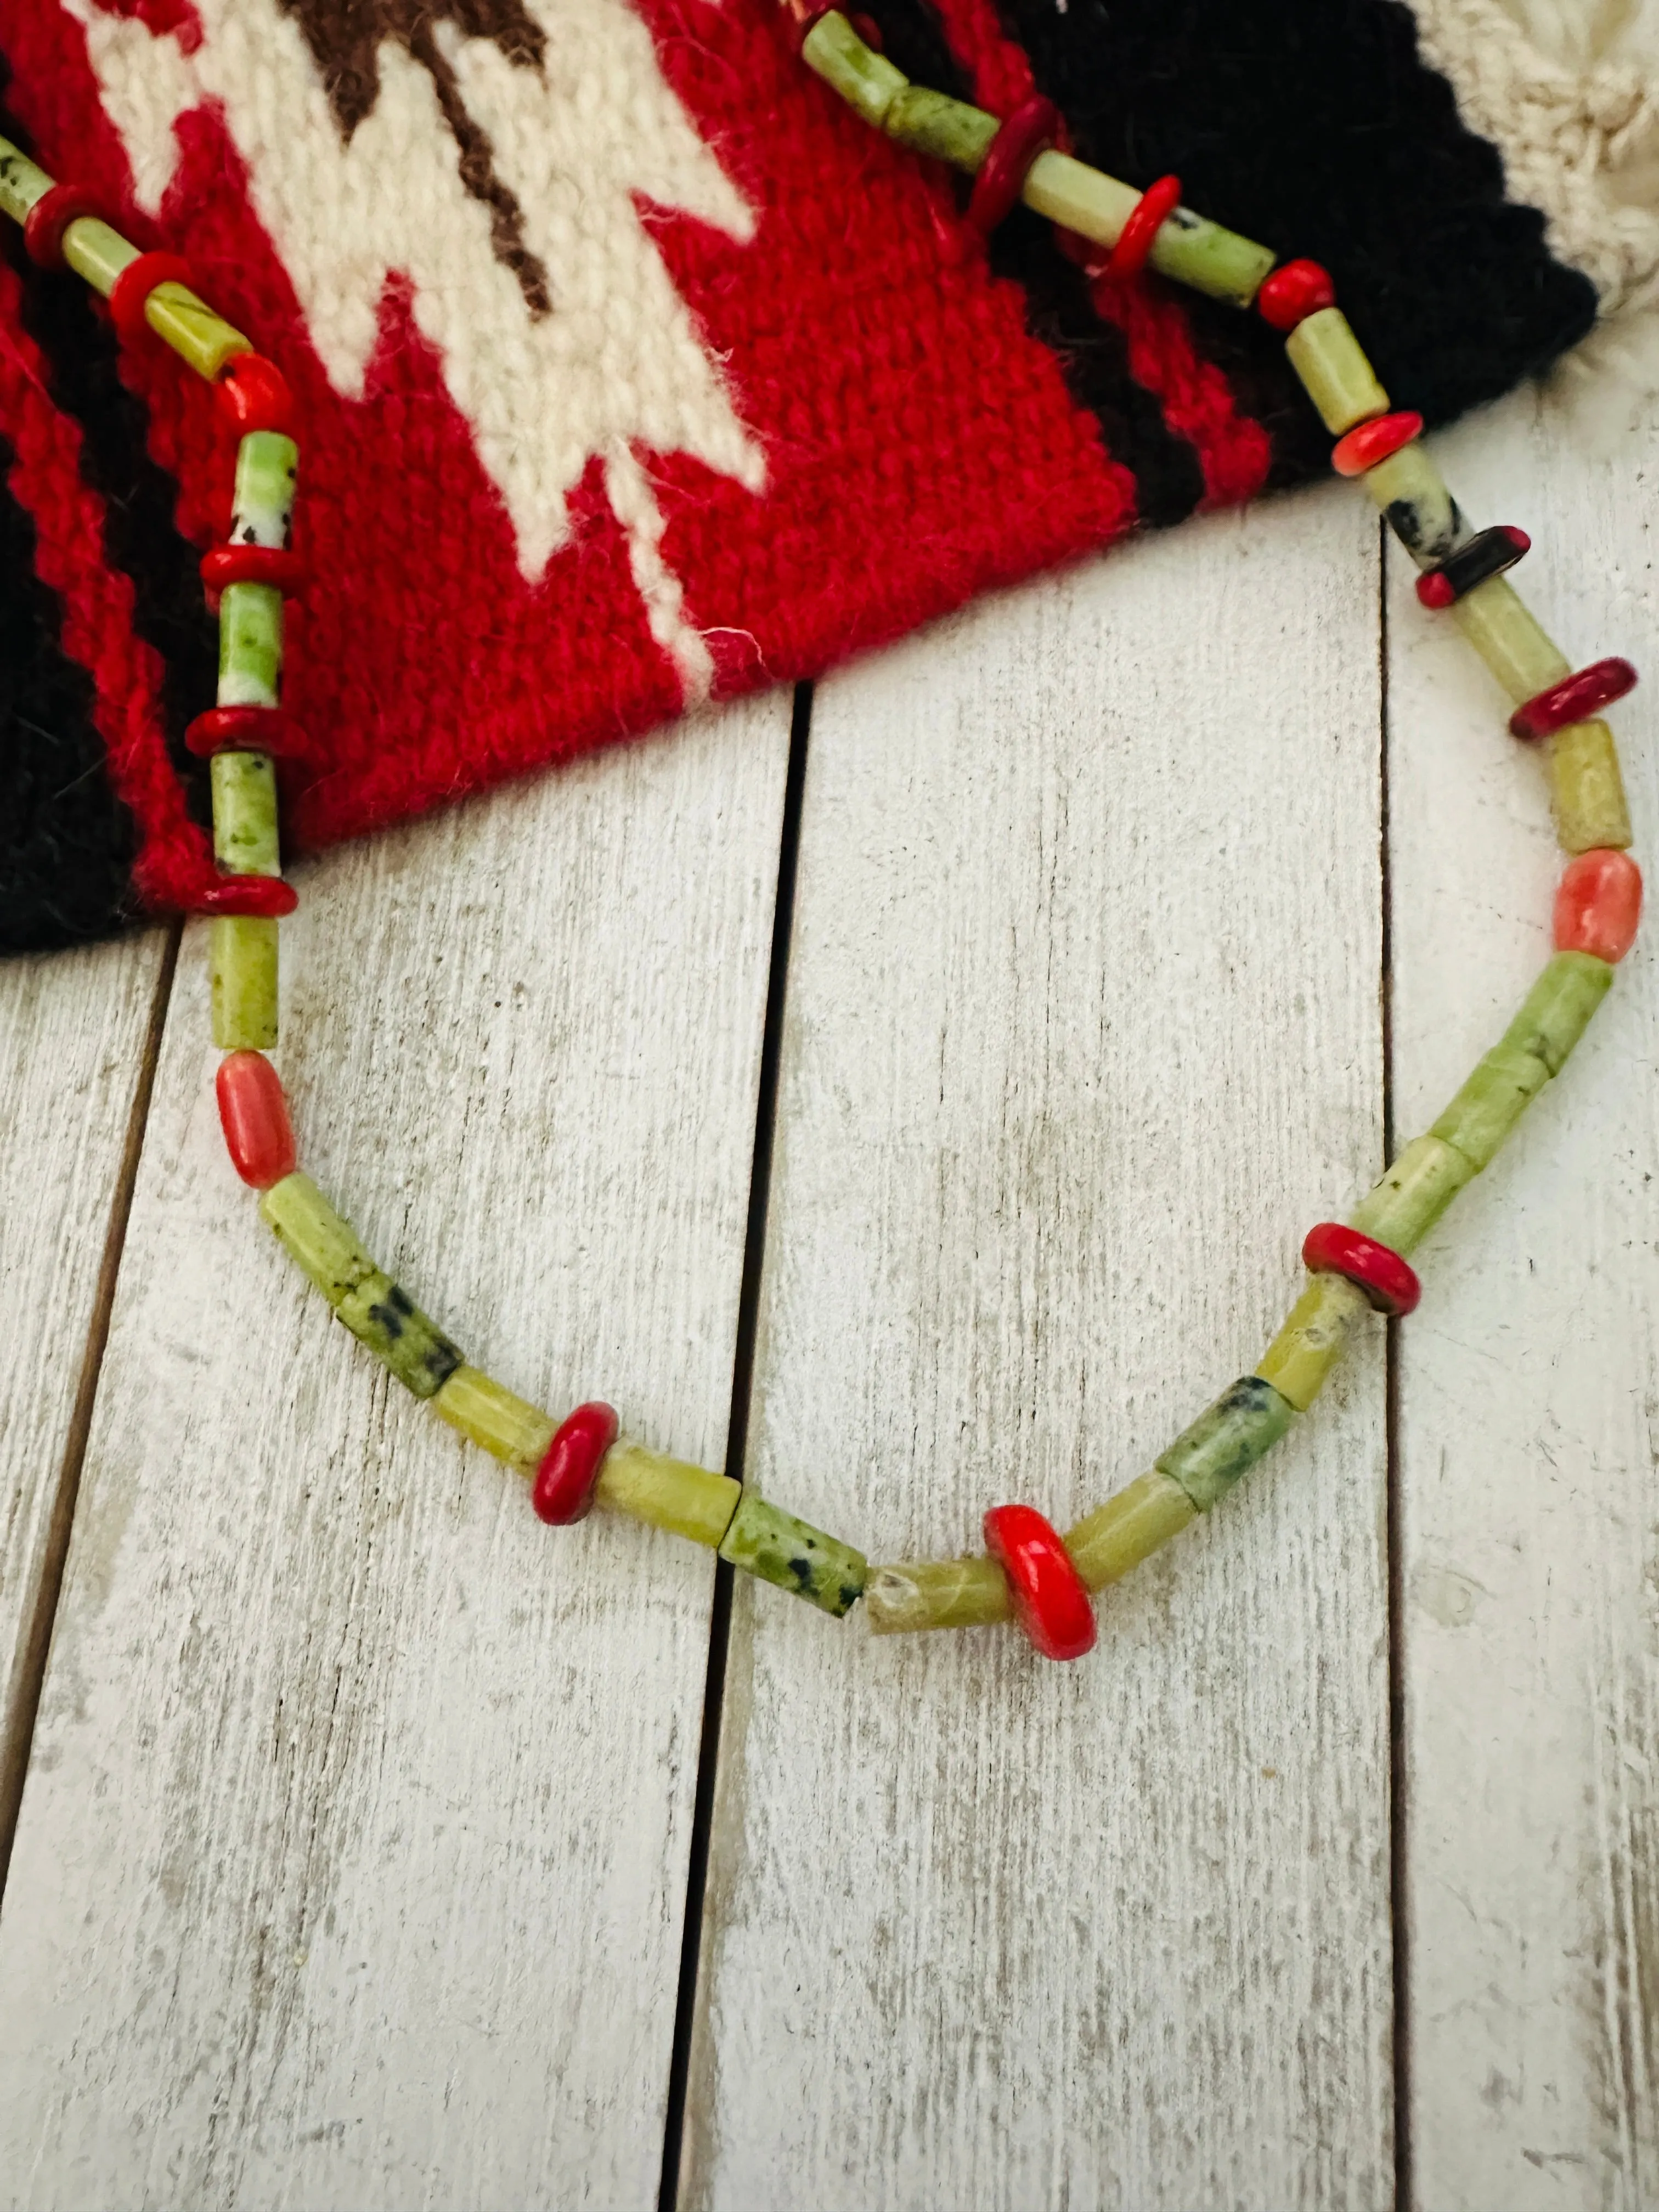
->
xmin=1553 ymin=849 xmax=1643 ymax=964
xmin=216 ymin=1049 xmax=297 ymax=1187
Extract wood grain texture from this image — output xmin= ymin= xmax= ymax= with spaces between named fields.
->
xmin=0 ymin=929 xmax=169 ymax=1815
xmin=1389 ymin=393 xmax=1659 ymax=2209
xmin=684 ymin=496 xmax=1395 ymax=2209
xmin=0 ymin=702 xmax=789 ymax=2211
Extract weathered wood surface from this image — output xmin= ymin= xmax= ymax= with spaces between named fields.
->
xmin=0 ymin=702 xmax=790 ymax=2210
xmin=683 ymin=492 xmax=1396 ymax=2209
xmin=0 ymin=928 xmax=170 ymax=1848
xmin=1390 ymin=392 xmax=1659 ymax=2210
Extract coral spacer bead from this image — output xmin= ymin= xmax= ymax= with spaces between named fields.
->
xmin=201 ymin=544 xmax=308 ymax=597
xmin=107 ymin=250 xmax=194 ymax=343
xmin=1106 ymin=173 xmax=1182 ymax=283
xmin=185 ymin=704 xmax=307 ymax=760
xmin=1510 ymin=657 xmax=1638 ymax=741
xmin=193 ymin=874 xmax=298 ymax=918
xmin=1415 ymin=524 xmax=1531 ymax=608
xmin=22 ymin=183 xmax=102 ymax=269
xmin=1330 ymin=410 xmax=1423 ymax=478
xmin=1301 ymin=1222 xmax=1421 ymax=1317
xmin=981 ymin=1503 xmax=1097 ymax=1661
xmin=1553 ymin=848 xmax=1643 ymax=964
xmin=215 ymin=1049 xmax=297 ymax=1188
xmin=967 ymin=95 xmax=1062 ymax=235
xmin=1255 ymin=257 xmax=1336 ymax=331
xmin=216 ymin=352 xmax=297 ymax=436
xmin=532 ymin=1401 xmax=620 ymax=1525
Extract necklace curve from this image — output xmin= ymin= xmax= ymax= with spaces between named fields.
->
xmin=0 ymin=8 xmax=1643 ymax=1664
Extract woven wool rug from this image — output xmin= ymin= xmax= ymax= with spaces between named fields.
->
xmin=3 ymin=0 xmax=1657 ymax=952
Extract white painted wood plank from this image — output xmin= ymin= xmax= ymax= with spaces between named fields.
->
xmin=0 ymin=929 xmax=167 ymax=1807
xmin=1389 ymin=393 xmax=1659 ymax=2209
xmin=0 ymin=701 xmax=789 ymax=2211
xmin=686 ymin=496 xmax=1394 ymax=2208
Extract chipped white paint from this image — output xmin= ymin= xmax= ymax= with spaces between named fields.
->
xmin=1389 ymin=390 xmax=1659 ymax=2210
xmin=683 ymin=492 xmax=1396 ymax=2208
xmin=65 ymin=0 xmax=764 ymax=606
xmin=0 ymin=702 xmax=789 ymax=2209
xmin=0 ymin=932 xmax=166 ymax=1798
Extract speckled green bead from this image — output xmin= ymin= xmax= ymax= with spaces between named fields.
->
xmin=1348 ymin=1134 xmax=1475 ymax=1255
xmin=0 ymin=135 xmax=53 ymax=222
xmin=719 ymin=1492 xmax=867 ymax=1616
xmin=1429 ymin=1042 xmax=1551 ymax=1173
xmin=1361 ymin=440 xmax=1469 ymax=569
xmin=218 ymin=581 xmax=284 ymax=709
xmin=210 ymin=915 xmax=278 ymax=1049
xmin=335 ymin=1268 xmax=463 ymax=1398
xmin=1499 ymin=951 xmax=1613 ymax=1077
xmin=231 ymin=431 xmax=298 ymax=551
xmin=1156 ymin=1377 xmax=1296 ymax=1511
xmin=1285 ymin=308 xmax=1390 ymax=435
xmin=800 ymin=10 xmax=907 ymax=127
xmin=211 ymin=750 xmax=280 ymax=877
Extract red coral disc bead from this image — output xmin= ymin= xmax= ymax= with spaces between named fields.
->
xmin=106 ymin=250 xmax=193 ymax=343
xmin=1301 ymin=1222 xmax=1421 ymax=1317
xmin=201 ymin=545 xmax=308 ymax=597
xmin=1255 ymin=257 xmax=1336 ymax=331
xmin=1330 ymin=410 xmax=1423 ymax=477
xmin=192 ymin=874 xmax=299 ymax=918
xmin=22 ymin=183 xmax=103 ymax=269
xmin=216 ymin=352 xmax=297 ymax=436
xmin=1510 ymin=657 xmax=1638 ymax=741
xmin=1106 ymin=173 xmax=1182 ymax=284
xmin=184 ymin=704 xmax=307 ymax=760
xmin=215 ymin=1049 xmax=298 ymax=1188
xmin=982 ymin=1503 xmax=1097 ymax=1662
xmin=1553 ymin=848 xmax=1643 ymax=964
xmin=533 ymin=1402 xmax=620 ymax=1525
xmin=967 ymin=95 xmax=1062 ymax=235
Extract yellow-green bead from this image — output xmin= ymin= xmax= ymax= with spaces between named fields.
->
xmin=1064 ymin=1469 xmax=1197 ymax=1591
xmin=434 ymin=1366 xmax=555 ymax=1467
xmin=1155 ymin=1376 xmax=1297 ymax=1511
xmin=1429 ymin=1043 xmax=1551 ymax=1174
xmin=1499 ymin=951 xmax=1613 ymax=1077
xmin=211 ymin=751 xmax=280 ymax=877
xmin=1285 ymin=308 xmax=1390 ymax=435
xmin=259 ymin=1172 xmax=377 ymax=1306
xmin=1547 ymin=719 xmax=1633 ymax=855
xmin=1450 ymin=576 xmax=1570 ymax=706
xmin=218 ymin=581 xmax=284 ymax=709
xmin=595 ymin=1442 xmax=741 ymax=1548
xmin=718 ymin=1492 xmax=867 ymax=1615
xmin=863 ymin=1555 xmax=1011 ymax=1634
xmin=800 ymin=11 xmax=907 ymax=127
xmin=1257 ymin=1271 xmax=1373 ymax=1413
xmin=1348 ymin=1135 xmax=1475 ymax=1255
xmin=210 ymin=914 xmax=279 ymax=1051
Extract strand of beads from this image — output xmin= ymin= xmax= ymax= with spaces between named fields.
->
xmin=781 ymin=15 xmax=1645 ymax=1645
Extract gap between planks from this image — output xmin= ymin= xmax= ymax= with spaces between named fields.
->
xmin=0 ymin=919 xmax=180 ymax=1896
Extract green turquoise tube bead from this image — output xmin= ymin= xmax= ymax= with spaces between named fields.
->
xmin=1257 ymin=1271 xmax=1373 ymax=1412
xmin=0 ymin=134 xmax=53 ymax=221
xmin=1064 ymin=1469 xmax=1197 ymax=1590
xmin=434 ymin=1365 xmax=555 ymax=1466
xmin=1360 ymin=441 xmax=1469 ymax=569
xmin=882 ymin=86 xmax=998 ymax=169
xmin=232 ymin=432 xmax=299 ymax=551
xmin=718 ymin=1493 xmax=867 ymax=1616
xmin=1285 ymin=308 xmax=1390 ymax=435
xmin=1499 ymin=951 xmax=1613 ymax=1077
xmin=335 ymin=1269 xmax=463 ymax=1398
xmin=1022 ymin=152 xmax=1274 ymax=304
xmin=1546 ymin=720 xmax=1633 ymax=856
xmin=1348 ymin=1134 xmax=1474 ymax=1255
xmin=260 ymin=1172 xmax=377 ymax=1304
xmin=864 ymin=1556 xmax=1011 ymax=1634
xmin=211 ymin=750 xmax=280 ymax=876
xmin=59 ymin=216 xmax=139 ymax=297
xmin=144 ymin=284 xmax=250 ymax=382
xmin=596 ymin=1443 xmax=741 ymax=1548
xmin=801 ymin=12 xmax=907 ymax=127
xmin=1450 ymin=576 xmax=1570 ymax=706
xmin=1429 ymin=1042 xmax=1551 ymax=1173
xmin=218 ymin=581 xmax=284 ymax=709
xmin=210 ymin=915 xmax=278 ymax=1050
xmin=1155 ymin=1376 xmax=1297 ymax=1511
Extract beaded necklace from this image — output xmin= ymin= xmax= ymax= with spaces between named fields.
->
xmin=0 ymin=12 xmax=1643 ymax=1667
